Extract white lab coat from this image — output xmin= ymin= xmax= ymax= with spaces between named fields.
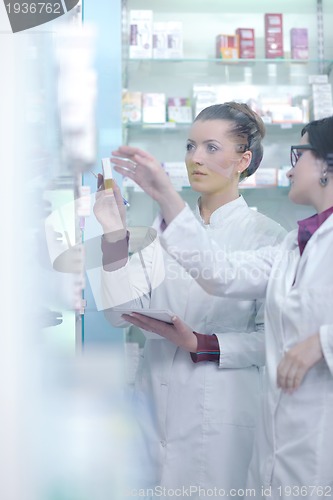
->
xmin=160 ymin=205 xmax=333 ymax=499
xmin=102 ymin=197 xmax=286 ymax=497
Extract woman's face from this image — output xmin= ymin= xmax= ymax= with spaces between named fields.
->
xmin=185 ymin=119 xmax=248 ymax=195
xmin=287 ymin=132 xmax=323 ymax=206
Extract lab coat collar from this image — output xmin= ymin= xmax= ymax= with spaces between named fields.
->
xmin=297 ymin=206 xmax=333 ymax=255
xmin=195 ymin=195 xmax=248 ymax=227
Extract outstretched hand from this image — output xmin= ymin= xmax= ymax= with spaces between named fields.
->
xmin=111 ymin=146 xmax=185 ymax=225
xmin=111 ymin=146 xmax=174 ymax=202
xmin=122 ymin=313 xmax=198 ymax=353
xmin=277 ymin=333 xmax=323 ymax=393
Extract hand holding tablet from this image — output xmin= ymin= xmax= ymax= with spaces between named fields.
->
xmin=114 ymin=308 xmax=198 ymax=352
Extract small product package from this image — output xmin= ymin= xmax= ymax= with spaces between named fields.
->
xmin=236 ymin=28 xmax=255 ymax=59
xmin=122 ymin=90 xmax=142 ymax=124
xmin=265 ymin=13 xmax=283 ymax=58
xmin=167 ymin=22 xmax=183 ymax=58
xmin=129 ymin=10 xmax=153 ymax=58
xmin=142 ymin=93 xmax=166 ymax=123
xmin=290 ymin=28 xmax=308 ymax=60
xmin=216 ymin=34 xmax=239 ymax=59
xmin=153 ymin=22 xmax=168 ymax=59
xmin=167 ymin=97 xmax=192 ymax=123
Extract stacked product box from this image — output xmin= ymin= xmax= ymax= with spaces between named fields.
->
xmin=193 ymin=84 xmax=219 ymax=117
xmin=255 ymin=168 xmax=278 ymax=187
xmin=278 ymin=166 xmax=291 ymax=187
xmin=216 ymin=34 xmax=239 ymax=59
xmin=167 ymin=22 xmax=183 ymax=58
xmin=129 ymin=10 xmax=153 ymax=58
xmin=290 ymin=28 xmax=309 ymax=60
xmin=153 ymin=21 xmax=183 ymax=58
xmin=236 ymin=28 xmax=255 ymax=59
xmin=122 ymin=90 xmax=142 ymax=124
xmin=265 ymin=13 xmax=283 ymax=58
xmin=162 ymin=162 xmax=191 ymax=191
xmin=152 ymin=22 xmax=168 ymax=58
xmin=260 ymin=96 xmax=303 ymax=124
xmin=309 ymin=75 xmax=333 ymax=119
xmin=142 ymin=93 xmax=166 ymax=123
xmin=167 ymin=97 xmax=192 ymax=123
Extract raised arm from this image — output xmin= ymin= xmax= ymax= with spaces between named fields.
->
xmin=111 ymin=145 xmax=185 ymax=225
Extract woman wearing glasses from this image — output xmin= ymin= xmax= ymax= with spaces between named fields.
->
xmin=116 ymin=116 xmax=333 ymax=498
xmin=95 ymin=102 xmax=286 ymax=496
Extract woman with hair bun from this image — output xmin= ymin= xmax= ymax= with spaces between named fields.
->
xmin=94 ymin=102 xmax=286 ymax=497
xmin=118 ymin=115 xmax=333 ymax=498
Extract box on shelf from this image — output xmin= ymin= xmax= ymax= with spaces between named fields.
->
xmin=236 ymin=28 xmax=255 ymax=59
xmin=290 ymin=28 xmax=308 ymax=60
xmin=167 ymin=22 xmax=183 ymax=58
xmin=272 ymin=105 xmax=303 ymax=124
xmin=162 ymin=162 xmax=190 ymax=191
xmin=278 ymin=166 xmax=291 ymax=187
xmin=255 ymin=168 xmax=278 ymax=187
xmin=193 ymin=84 xmax=219 ymax=117
xmin=265 ymin=13 xmax=283 ymax=59
xmin=311 ymin=83 xmax=333 ymax=120
xmin=129 ymin=10 xmax=153 ymax=59
xmin=260 ymin=96 xmax=303 ymax=124
xmin=308 ymin=74 xmax=328 ymax=85
xmin=216 ymin=34 xmax=239 ymax=59
xmin=239 ymin=173 xmax=256 ymax=188
xmin=122 ymin=90 xmax=142 ymax=124
xmin=153 ymin=22 xmax=168 ymax=58
xmin=142 ymin=93 xmax=166 ymax=123
xmin=167 ymin=97 xmax=192 ymax=123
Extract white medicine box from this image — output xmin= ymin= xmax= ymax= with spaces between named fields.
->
xmin=129 ymin=10 xmax=153 ymax=59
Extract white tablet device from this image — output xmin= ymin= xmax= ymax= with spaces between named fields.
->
xmin=112 ymin=307 xmax=175 ymax=339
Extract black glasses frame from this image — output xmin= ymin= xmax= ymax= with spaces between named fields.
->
xmin=290 ymin=144 xmax=317 ymax=168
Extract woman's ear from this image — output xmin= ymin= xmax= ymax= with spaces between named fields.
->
xmin=238 ymin=150 xmax=252 ymax=173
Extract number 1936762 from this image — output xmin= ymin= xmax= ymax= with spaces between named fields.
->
xmin=6 ymin=3 xmax=62 ymax=14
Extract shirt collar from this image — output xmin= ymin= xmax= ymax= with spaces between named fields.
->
xmin=297 ymin=205 xmax=333 ymax=255
xmin=195 ymin=195 xmax=248 ymax=227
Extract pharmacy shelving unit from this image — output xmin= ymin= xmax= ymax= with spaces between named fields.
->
xmin=121 ymin=0 xmax=333 ymax=230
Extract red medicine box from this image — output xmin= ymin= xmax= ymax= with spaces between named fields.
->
xmin=236 ymin=28 xmax=255 ymax=59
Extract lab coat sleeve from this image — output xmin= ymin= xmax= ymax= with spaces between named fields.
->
xmin=215 ymin=300 xmax=265 ymax=368
xmin=319 ymin=324 xmax=333 ymax=376
xmin=160 ymin=205 xmax=278 ymax=300
xmin=101 ymin=233 xmax=165 ymax=327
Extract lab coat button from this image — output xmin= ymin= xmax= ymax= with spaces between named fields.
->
xmin=160 ymin=440 xmax=166 ymax=447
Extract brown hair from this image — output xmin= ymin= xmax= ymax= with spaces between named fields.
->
xmin=194 ymin=102 xmax=266 ymax=180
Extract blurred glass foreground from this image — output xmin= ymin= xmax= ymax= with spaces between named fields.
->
xmin=0 ymin=24 xmax=143 ymax=500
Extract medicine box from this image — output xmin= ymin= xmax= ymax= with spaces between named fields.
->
xmin=167 ymin=97 xmax=192 ymax=123
xmin=290 ymin=28 xmax=308 ymax=60
xmin=167 ymin=22 xmax=183 ymax=58
xmin=129 ymin=10 xmax=153 ymax=59
xmin=236 ymin=28 xmax=255 ymax=59
xmin=216 ymin=34 xmax=239 ymax=59
xmin=265 ymin=13 xmax=283 ymax=58
xmin=122 ymin=90 xmax=142 ymax=124
xmin=153 ymin=22 xmax=168 ymax=59
xmin=255 ymin=168 xmax=278 ymax=187
xmin=142 ymin=93 xmax=166 ymax=123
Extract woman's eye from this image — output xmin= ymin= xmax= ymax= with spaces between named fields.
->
xmin=207 ymin=144 xmax=218 ymax=153
xmin=186 ymin=143 xmax=195 ymax=152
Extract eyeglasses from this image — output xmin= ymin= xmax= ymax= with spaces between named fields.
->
xmin=290 ymin=144 xmax=317 ymax=168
